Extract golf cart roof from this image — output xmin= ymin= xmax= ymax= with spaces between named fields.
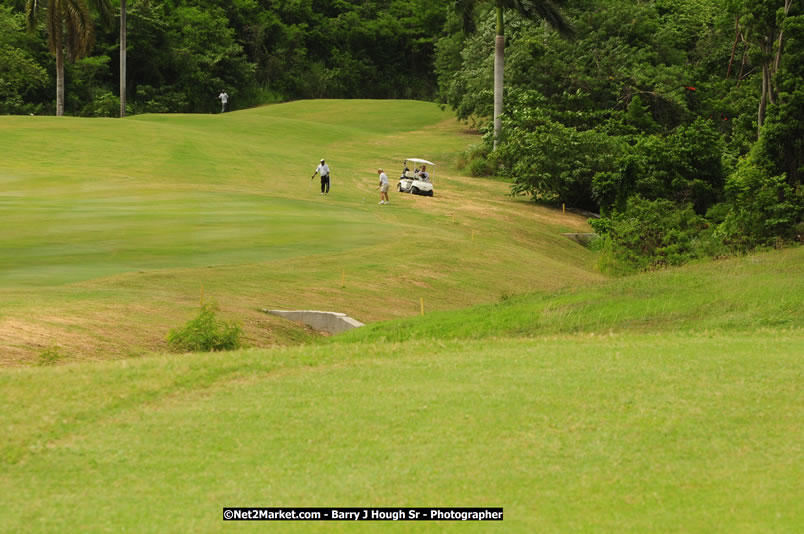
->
xmin=405 ymin=158 xmax=435 ymax=166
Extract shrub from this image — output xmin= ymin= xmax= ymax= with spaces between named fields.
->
xmin=467 ymin=156 xmax=493 ymax=177
xmin=134 ymin=85 xmax=189 ymax=114
xmin=457 ymin=143 xmax=493 ymax=176
xmin=38 ymin=346 xmax=64 ymax=366
xmin=596 ymin=120 xmax=725 ymax=215
xmin=497 ymin=119 xmax=621 ymax=211
xmin=722 ymin=158 xmax=803 ymax=248
xmin=592 ymin=196 xmax=709 ymax=274
xmin=167 ymin=303 xmax=243 ymax=353
xmin=690 ymin=226 xmax=730 ymax=259
xmin=84 ymin=91 xmax=120 ymax=118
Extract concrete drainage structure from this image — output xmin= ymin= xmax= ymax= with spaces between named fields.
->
xmin=263 ymin=309 xmax=364 ymax=335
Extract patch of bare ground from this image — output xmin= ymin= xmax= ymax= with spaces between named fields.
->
xmin=0 ymin=303 xmax=319 ymax=366
xmin=0 ymin=317 xmax=107 ymax=366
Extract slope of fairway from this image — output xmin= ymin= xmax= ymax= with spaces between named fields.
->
xmin=335 ymin=247 xmax=804 ymax=343
xmin=1 ymin=100 xmax=455 ymax=287
xmin=0 ymin=100 xmax=601 ymax=364
xmin=1 ymin=248 xmax=801 ymax=532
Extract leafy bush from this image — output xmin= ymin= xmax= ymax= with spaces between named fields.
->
xmin=134 ymin=85 xmax=189 ymax=114
xmin=592 ymin=119 xmax=726 ymax=215
xmin=496 ymin=118 xmax=621 ymax=211
xmin=591 ymin=196 xmax=711 ymax=274
xmin=457 ymin=143 xmax=492 ymax=174
xmin=723 ymin=161 xmax=803 ymax=248
xmin=690 ymin=226 xmax=731 ymax=259
xmin=167 ymin=303 xmax=243 ymax=353
xmin=84 ymin=91 xmax=120 ymax=118
xmin=466 ymin=157 xmax=493 ymax=177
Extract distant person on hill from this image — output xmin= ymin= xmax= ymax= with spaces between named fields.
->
xmin=378 ymin=168 xmax=390 ymax=204
xmin=312 ymin=158 xmax=330 ymax=194
xmin=217 ymin=90 xmax=229 ymax=113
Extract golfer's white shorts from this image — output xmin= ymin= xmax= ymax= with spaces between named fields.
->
xmin=380 ymin=184 xmax=389 ymax=193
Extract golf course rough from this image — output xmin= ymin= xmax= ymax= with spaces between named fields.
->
xmin=0 ymin=100 xmax=600 ymax=362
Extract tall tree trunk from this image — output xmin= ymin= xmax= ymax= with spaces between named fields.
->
xmin=56 ymin=43 xmax=64 ymax=116
xmin=726 ymin=16 xmax=740 ymax=79
xmin=772 ymin=0 xmax=793 ymax=87
xmin=758 ymin=61 xmax=769 ymax=135
xmin=773 ymin=29 xmax=784 ymax=75
xmin=736 ymin=38 xmax=747 ymax=86
xmin=493 ymin=6 xmax=504 ymax=150
xmin=120 ymin=0 xmax=126 ymax=118
xmin=757 ymin=0 xmax=793 ymax=137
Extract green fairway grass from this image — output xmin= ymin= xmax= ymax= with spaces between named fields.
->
xmin=1 ymin=245 xmax=801 ymax=532
xmin=2 ymin=101 xmax=800 ymax=532
xmin=0 ymin=100 xmax=600 ymax=363
xmin=1 ymin=333 xmax=800 ymax=533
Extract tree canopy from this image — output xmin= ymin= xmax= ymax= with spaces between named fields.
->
xmin=438 ymin=0 xmax=802 ymax=256
xmin=1 ymin=0 xmax=449 ymax=114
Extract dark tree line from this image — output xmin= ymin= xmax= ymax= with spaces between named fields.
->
xmin=438 ymin=0 xmax=802 ymax=264
xmin=0 ymin=0 xmax=448 ymax=115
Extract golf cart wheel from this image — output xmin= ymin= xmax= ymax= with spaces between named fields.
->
xmin=397 ymin=184 xmax=402 ymax=192
xmin=411 ymin=186 xmax=419 ymax=195
xmin=426 ymin=190 xmax=434 ymax=197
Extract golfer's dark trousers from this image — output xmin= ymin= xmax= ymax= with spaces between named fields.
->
xmin=321 ymin=175 xmax=330 ymax=193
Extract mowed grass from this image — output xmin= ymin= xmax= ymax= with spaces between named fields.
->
xmin=0 ymin=337 xmax=800 ymax=533
xmin=0 ymin=100 xmax=600 ymax=363
xmin=1 ymin=101 xmax=800 ymax=531
xmin=0 ymin=248 xmax=801 ymax=532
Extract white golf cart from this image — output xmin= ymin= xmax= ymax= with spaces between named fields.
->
xmin=397 ymin=158 xmax=435 ymax=197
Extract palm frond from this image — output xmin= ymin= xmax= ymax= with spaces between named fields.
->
xmin=88 ymin=0 xmax=113 ymax=29
xmin=63 ymin=0 xmax=94 ymax=60
xmin=25 ymin=0 xmax=42 ymax=31
xmin=45 ymin=2 xmax=61 ymax=54
xmin=501 ymin=0 xmax=575 ymax=38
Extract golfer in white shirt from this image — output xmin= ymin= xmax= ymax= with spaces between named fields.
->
xmin=378 ymin=168 xmax=389 ymax=204
xmin=312 ymin=159 xmax=331 ymax=194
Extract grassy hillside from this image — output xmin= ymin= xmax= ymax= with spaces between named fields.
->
xmin=0 ymin=248 xmax=801 ymax=532
xmin=336 ymin=247 xmax=804 ymax=343
xmin=0 ymin=100 xmax=600 ymax=364
xmin=2 ymin=101 xmax=799 ymax=532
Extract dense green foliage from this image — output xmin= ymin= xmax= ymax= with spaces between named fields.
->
xmin=0 ymin=6 xmax=49 ymax=113
xmin=589 ymin=196 xmax=725 ymax=273
xmin=438 ymin=0 xmax=802 ymax=265
xmin=0 ymin=0 xmax=448 ymax=114
xmin=167 ymin=303 xmax=243 ymax=352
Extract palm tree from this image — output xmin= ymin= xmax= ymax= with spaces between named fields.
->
xmin=455 ymin=0 xmax=574 ymax=149
xmin=26 ymin=0 xmax=112 ymax=116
